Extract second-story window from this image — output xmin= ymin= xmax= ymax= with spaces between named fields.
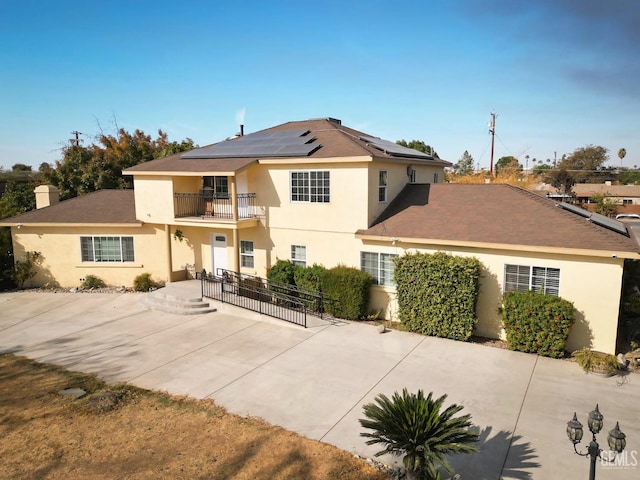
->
xmin=290 ymin=171 xmax=330 ymax=203
xmin=203 ymin=176 xmax=229 ymax=198
xmin=379 ymin=171 xmax=388 ymax=202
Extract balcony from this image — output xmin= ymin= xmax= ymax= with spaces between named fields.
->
xmin=174 ymin=192 xmax=258 ymax=221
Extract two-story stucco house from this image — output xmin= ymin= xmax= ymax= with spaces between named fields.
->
xmin=2 ymin=117 xmax=639 ymax=354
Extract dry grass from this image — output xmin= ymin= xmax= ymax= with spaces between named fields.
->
xmin=0 ymin=354 xmax=390 ymax=480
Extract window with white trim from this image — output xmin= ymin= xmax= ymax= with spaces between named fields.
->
xmin=361 ymin=252 xmax=399 ymax=286
xmin=240 ymin=240 xmax=254 ymax=268
xmin=290 ymin=171 xmax=330 ymax=203
xmin=378 ymin=171 xmax=388 ymax=202
xmin=291 ymin=245 xmax=307 ymax=267
xmin=81 ymin=236 xmax=135 ymax=262
xmin=623 ymin=199 xmax=632 ymax=205
xmin=504 ymin=264 xmax=560 ymax=296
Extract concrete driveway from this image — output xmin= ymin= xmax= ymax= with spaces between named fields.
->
xmin=1 ymin=287 xmax=639 ymax=479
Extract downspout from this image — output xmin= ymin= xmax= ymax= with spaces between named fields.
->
xmin=165 ymin=224 xmax=173 ymax=283
xmin=230 ymin=176 xmax=240 ymax=274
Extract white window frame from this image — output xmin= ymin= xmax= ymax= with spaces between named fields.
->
xmin=378 ymin=170 xmax=388 ymax=202
xmin=360 ymin=252 xmax=399 ymax=286
xmin=81 ymin=236 xmax=135 ymax=263
xmin=291 ymin=245 xmax=307 ymax=267
xmin=290 ymin=171 xmax=330 ymax=203
xmin=240 ymin=240 xmax=254 ymax=268
xmin=504 ymin=264 xmax=560 ymax=296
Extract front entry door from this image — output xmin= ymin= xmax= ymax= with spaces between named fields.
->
xmin=211 ymin=233 xmax=227 ymax=276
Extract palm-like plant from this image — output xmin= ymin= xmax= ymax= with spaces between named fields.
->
xmin=360 ymin=389 xmax=478 ymax=480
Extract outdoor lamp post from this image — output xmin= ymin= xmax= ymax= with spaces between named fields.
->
xmin=566 ymin=404 xmax=626 ymax=480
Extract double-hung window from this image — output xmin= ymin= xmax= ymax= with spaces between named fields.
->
xmin=361 ymin=252 xmax=398 ymax=286
xmin=81 ymin=236 xmax=135 ymax=262
xmin=240 ymin=240 xmax=254 ymax=268
xmin=290 ymin=171 xmax=330 ymax=203
xmin=291 ymin=245 xmax=307 ymax=267
xmin=504 ymin=264 xmax=560 ymax=296
xmin=378 ymin=171 xmax=388 ymax=202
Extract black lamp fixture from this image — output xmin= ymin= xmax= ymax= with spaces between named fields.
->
xmin=566 ymin=404 xmax=626 ymax=480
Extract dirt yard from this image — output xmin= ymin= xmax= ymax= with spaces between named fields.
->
xmin=0 ymin=354 xmax=390 ymax=479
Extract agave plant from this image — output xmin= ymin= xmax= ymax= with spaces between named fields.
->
xmin=360 ymin=388 xmax=478 ymax=480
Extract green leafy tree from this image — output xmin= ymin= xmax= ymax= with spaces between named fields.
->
xmin=618 ymin=170 xmax=640 ymax=185
xmin=558 ymin=145 xmax=609 ymax=172
xmin=11 ymin=163 xmax=32 ymax=172
xmin=495 ymin=156 xmax=521 ymax=174
xmin=396 ymin=139 xmax=439 ymax=158
xmin=591 ymin=193 xmax=618 ymax=217
xmin=532 ymin=163 xmax=551 ymax=176
xmin=46 ymin=128 xmax=195 ymax=200
xmin=453 ymin=151 xmax=474 ymax=175
xmin=547 ymin=169 xmax=575 ymax=198
xmin=360 ymin=389 xmax=478 ymax=480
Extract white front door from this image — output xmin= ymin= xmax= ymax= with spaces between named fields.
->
xmin=211 ymin=233 xmax=227 ymax=275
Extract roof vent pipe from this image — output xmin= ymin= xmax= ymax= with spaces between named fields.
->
xmin=240 ymin=124 xmax=244 ymax=136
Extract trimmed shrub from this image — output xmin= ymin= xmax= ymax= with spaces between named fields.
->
xmin=133 ymin=273 xmax=155 ymax=292
xmin=321 ymin=265 xmax=372 ymax=320
xmin=81 ymin=274 xmax=106 ymax=289
xmin=294 ymin=264 xmax=326 ymax=311
xmin=394 ymin=252 xmax=481 ymax=341
xmin=266 ymin=259 xmax=298 ymax=286
xmin=502 ymin=290 xmax=575 ymax=358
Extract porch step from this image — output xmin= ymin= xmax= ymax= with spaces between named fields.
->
xmin=139 ymin=287 xmax=217 ymax=315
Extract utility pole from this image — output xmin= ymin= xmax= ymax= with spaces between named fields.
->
xmin=489 ymin=112 xmax=497 ymax=176
xmin=70 ymin=130 xmax=83 ymax=146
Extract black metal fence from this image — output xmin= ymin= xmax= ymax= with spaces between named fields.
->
xmin=200 ymin=269 xmax=327 ymax=328
xmin=174 ymin=192 xmax=257 ymax=220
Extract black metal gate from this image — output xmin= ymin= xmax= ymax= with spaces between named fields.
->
xmin=200 ymin=269 xmax=327 ymax=328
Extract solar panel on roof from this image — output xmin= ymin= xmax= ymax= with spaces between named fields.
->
xmin=589 ymin=213 xmax=628 ymax=236
xmin=360 ymin=136 xmax=433 ymax=159
xmin=558 ymin=202 xmax=590 ymax=218
xmin=558 ymin=202 xmax=629 ymax=236
xmin=181 ymin=129 xmax=319 ymax=159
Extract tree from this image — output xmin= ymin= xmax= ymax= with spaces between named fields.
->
xmin=360 ymin=389 xmax=478 ymax=480
xmin=396 ymin=139 xmax=439 ymax=158
xmin=557 ymin=145 xmax=608 ymax=172
xmin=11 ymin=163 xmax=32 ymax=172
xmin=495 ymin=156 xmax=521 ymax=174
xmin=453 ymin=151 xmax=474 ymax=175
xmin=0 ymin=181 xmax=37 ymax=218
xmin=45 ymin=128 xmax=196 ymax=200
xmin=591 ymin=193 xmax=618 ymax=217
xmin=548 ymin=169 xmax=575 ymax=198
xmin=618 ymin=148 xmax=627 ymax=165
xmin=532 ymin=163 xmax=551 ymax=176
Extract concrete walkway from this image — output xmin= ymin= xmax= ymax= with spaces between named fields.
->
xmin=1 ymin=284 xmax=639 ymax=479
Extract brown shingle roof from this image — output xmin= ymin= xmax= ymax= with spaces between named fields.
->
xmin=357 ymin=184 xmax=640 ymax=254
xmin=0 ymin=190 xmax=139 ymax=225
xmin=124 ymin=118 xmax=451 ymax=174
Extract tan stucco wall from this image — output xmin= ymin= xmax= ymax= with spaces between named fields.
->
xmin=133 ymin=176 xmax=176 ymax=224
xmin=357 ymin=241 xmax=624 ymax=355
xmin=12 ymin=224 xmax=168 ymax=288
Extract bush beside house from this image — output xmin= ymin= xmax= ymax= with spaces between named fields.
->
xmin=394 ymin=252 xmax=481 ymax=341
xmin=502 ymin=290 xmax=575 ymax=358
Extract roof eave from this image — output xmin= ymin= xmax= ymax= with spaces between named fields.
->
xmin=354 ymin=233 xmax=640 ymax=259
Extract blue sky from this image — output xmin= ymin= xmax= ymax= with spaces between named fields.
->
xmin=1 ymin=0 xmax=638 ymax=171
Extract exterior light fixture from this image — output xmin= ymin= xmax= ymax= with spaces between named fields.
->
xmin=566 ymin=404 xmax=626 ymax=480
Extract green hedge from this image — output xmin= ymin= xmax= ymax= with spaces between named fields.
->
xmin=394 ymin=252 xmax=481 ymax=341
xmin=502 ymin=290 xmax=575 ymax=358
xmin=294 ymin=264 xmax=326 ymax=311
xmin=320 ymin=265 xmax=372 ymax=320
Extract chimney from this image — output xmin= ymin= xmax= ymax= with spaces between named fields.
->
xmin=34 ymin=185 xmax=60 ymax=209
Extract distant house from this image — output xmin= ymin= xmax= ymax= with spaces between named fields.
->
xmin=2 ymin=118 xmax=638 ymax=354
xmin=573 ymin=182 xmax=640 ymax=208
